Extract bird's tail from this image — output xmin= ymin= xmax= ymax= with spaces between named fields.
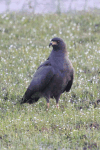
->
xmin=20 ymin=94 xmax=27 ymax=104
xmin=20 ymin=89 xmax=33 ymax=104
xmin=20 ymin=89 xmax=39 ymax=104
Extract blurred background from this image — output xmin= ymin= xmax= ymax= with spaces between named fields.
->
xmin=0 ymin=1 xmax=100 ymax=149
xmin=0 ymin=0 xmax=100 ymax=14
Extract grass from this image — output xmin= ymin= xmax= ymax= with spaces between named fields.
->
xmin=0 ymin=10 xmax=100 ymax=149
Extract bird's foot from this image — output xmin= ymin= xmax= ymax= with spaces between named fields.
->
xmin=56 ymin=103 xmax=59 ymax=109
xmin=47 ymin=103 xmax=49 ymax=110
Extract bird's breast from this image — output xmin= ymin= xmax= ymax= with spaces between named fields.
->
xmin=49 ymin=50 xmax=68 ymax=70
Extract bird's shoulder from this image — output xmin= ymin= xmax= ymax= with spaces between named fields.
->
xmin=37 ymin=58 xmax=51 ymax=70
xmin=65 ymin=57 xmax=73 ymax=69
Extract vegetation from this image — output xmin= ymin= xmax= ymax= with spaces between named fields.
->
xmin=0 ymin=11 xmax=100 ymax=149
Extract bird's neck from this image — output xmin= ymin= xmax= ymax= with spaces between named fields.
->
xmin=52 ymin=48 xmax=67 ymax=56
xmin=49 ymin=50 xmax=68 ymax=69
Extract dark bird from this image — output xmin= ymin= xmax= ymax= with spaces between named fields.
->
xmin=21 ymin=37 xmax=74 ymax=109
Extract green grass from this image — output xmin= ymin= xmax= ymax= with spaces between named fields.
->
xmin=0 ymin=11 xmax=100 ymax=149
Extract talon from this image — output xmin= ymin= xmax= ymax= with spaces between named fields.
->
xmin=56 ymin=103 xmax=59 ymax=109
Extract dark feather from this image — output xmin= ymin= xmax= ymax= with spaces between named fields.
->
xmin=21 ymin=37 xmax=74 ymax=107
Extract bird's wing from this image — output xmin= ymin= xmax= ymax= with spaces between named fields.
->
xmin=28 ymin=64 xmax=54 ymax=92
xmin=21 ymin=59 xmax=54 ymax=104
xmin=65 ymin=68 xmax=74 ymax=92
xmin=37 ymin=58 xmax=50 ymax=69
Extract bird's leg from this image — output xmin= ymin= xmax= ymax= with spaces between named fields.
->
xmin=47 ymin=103 xmax=49 ymax=109
xmin=46 ymin=97 xmax=50 ymax=110
xmin=56 ymin=96 xmax=60 ymax=109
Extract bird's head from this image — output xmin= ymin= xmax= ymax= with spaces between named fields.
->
xmin=49 ymin=37 xmax=66 ymax=51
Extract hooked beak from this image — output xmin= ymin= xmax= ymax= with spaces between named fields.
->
xmin=49 ymin=41 xmax=57 ymax=47
xmin=49 ymin=42 xmax=52 ymax=47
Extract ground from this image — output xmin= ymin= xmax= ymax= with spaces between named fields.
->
xmin=0 ymin=10 xmax=100 ymax=149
